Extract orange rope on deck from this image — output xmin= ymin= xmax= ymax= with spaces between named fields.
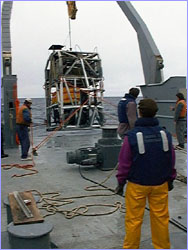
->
xmin=1 ymin=120 xmax=37 ymax=178
xmin=1 ymin=163 xmax=38 ymax=178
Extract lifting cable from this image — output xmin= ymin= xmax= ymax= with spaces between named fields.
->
xmin=68 ymin=18 xmax=72 ymax=50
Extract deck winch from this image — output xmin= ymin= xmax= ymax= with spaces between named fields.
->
xmin=67 ymin=127 xmax=122 ymax=170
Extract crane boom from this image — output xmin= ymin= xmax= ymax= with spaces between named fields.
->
xmin=117 ymin=1 xmax=164 ymax=85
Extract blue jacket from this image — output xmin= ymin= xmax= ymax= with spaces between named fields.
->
xmin=118 ymin=94 xmax=137 ymax=123
xmin=126 ymin=117 xmax=173 ymax=185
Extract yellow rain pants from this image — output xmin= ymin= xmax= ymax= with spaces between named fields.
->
xmin=123 ymin=181 xmax=170 ymax=249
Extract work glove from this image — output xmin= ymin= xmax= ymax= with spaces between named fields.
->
xmin=168 ymin=180 xmax=174 ymax=191
xmin=115 ymin=183 xmax=125 ymax=196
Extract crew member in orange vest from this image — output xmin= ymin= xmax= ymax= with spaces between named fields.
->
xmin=171 ymin=93 xmax=187 ymax=149
xmin=16 ymin=98 xmax=32 ymax=160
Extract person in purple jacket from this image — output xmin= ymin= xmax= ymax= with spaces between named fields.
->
xmin=115 ymin=98 xmax=176 ymax=249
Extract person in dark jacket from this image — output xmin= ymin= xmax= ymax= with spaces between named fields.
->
xmin=170 ymin=92 xmax=187 ymax=149
xmin=1 ymin=124 xmax=8 ymax=158
xmin=16 ymin=98 xmax=32 ymax=160
xmin=115 ymin=98 xmax=176 ymax=249
xmin=117 ymin=88 xmax=140 ymax=139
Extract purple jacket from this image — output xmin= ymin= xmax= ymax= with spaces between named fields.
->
xmin=116 ymin=136 xmax=176 ymax=185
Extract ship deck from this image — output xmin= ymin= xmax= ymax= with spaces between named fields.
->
xmin=1 ymin=125 xmax=187 ymax=249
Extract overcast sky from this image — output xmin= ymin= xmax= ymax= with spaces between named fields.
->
xmin=2 ymin=1 xmax=187 ymax=98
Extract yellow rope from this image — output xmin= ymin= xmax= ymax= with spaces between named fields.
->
xmin=26 ymin=164 xmax=126 ymax=219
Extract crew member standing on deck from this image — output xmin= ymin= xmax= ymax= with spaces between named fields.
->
xmin=115 ymin=98 xmax=176 ymax=249
xmin=1 ymin=124 xmax=9 ymax=158
xmin=117 ymin=88 xmax=140 ymax=139
xmin=170 ymin=92 xmax=187 ymax=149
xmin=16 ymin=98 xmax=32 ymax=161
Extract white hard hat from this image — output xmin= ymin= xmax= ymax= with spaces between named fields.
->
xmin=25 ymin=98 xmax=32 ymax=104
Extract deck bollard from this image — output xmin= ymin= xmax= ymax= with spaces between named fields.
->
xmin=7 ymin=221 xmax=53 ymax=249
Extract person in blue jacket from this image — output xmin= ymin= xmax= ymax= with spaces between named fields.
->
xmin=115 ymin=98 xmax=176 ymax=249
xmin=117 ymin=87 xmax=140 ymax=139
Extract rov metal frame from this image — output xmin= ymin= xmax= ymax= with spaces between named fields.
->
xmin=44 ymin=45 xmax=105 ymax=130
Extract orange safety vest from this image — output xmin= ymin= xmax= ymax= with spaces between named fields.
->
xmin=16 ymin=104 xmax=32 ymax=126
xmin=175 ymin=100 xmax=187 ymax=118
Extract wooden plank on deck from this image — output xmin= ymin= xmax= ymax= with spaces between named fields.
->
xmin=8 ymin=191 xmax=44 ymax=225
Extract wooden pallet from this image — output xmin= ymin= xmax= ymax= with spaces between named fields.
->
xmin=8 ymin=191 xmax=44 ymax=225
